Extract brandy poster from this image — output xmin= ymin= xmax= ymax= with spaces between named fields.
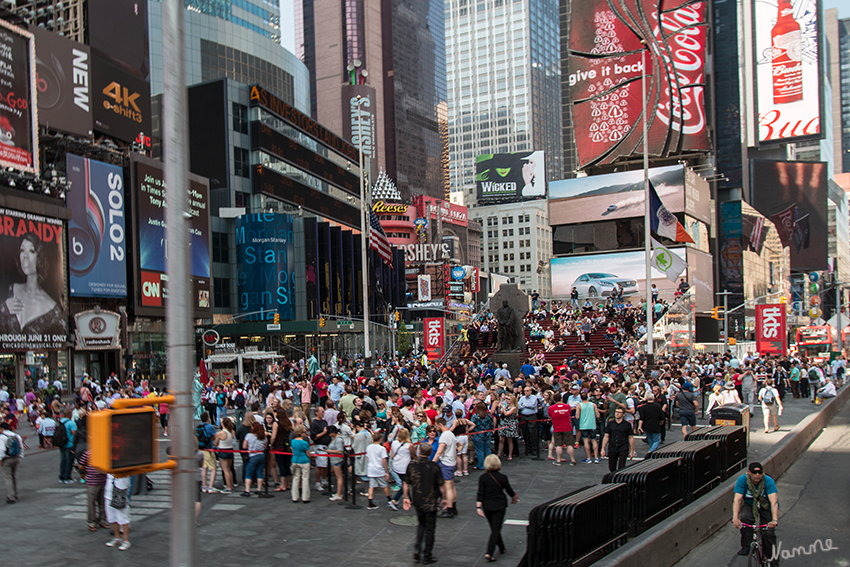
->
xmin=753 ymin=0 xmax=821 ymax=143
xmin=568 ymin=0 xmax=709 ymax=168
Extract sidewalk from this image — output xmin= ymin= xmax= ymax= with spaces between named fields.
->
xmin=0 ymin=394 xmax=829 ymax=567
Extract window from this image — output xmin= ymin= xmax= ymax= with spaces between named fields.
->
xmin=232 ymin=102 xmax=248 ymax=134
xmin=213 ymin=277 xmax=231 ymax=308
xmin=508 ymin=228 xmax=514 ymax=236
xmin=234 ymin=147 xmax=250 ymax=178
xmin=212 ymin=231 xmax=229 ymax=263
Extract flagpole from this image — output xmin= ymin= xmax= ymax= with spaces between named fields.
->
xmin=357 ymin=97 xmax=371 ymax=372
xmin=642 ymin=41 xmax=654 ymax=365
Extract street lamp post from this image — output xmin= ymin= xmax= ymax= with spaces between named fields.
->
xmin=357 ymin=96 xmax=371 ymax=371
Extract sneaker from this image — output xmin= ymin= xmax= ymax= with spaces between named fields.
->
xmin=553 ymin=461 xmax=562 ymax=466
xmin=582 ymin=458 xmax=592 ymax=463
xmin=737 ymin=548 xmax=749 ymax=557
xmin=329 ymin=494 xmax=343 ymax=501
xmin=463 ymin=471 xmax=469 ymax=476
xmin=106 ymin=538 xmax=121 ymax=548
xmin=569 ymin=461 xmax=576 ymax=467
xmin=388 ymin=500 xmax=399 ymax=511
xmin=241 ymin=492 xmax=250 ymax=497
xmin=220 ymin=488 xmax=233 ymax=494
xmin=119 ymin=541 xmax=132 ymax=551
xmin=367 ymin=501 xmax=379 ymax=510
xmin=437 ymin=509 xmax=453 ymax=518
xmin=594 ymin=458 xmax=600 ymax=464
xmin=208 ymin=487 xmax=220 ymax=493
xmin=315 ymin=482 xmax=323 ymax=491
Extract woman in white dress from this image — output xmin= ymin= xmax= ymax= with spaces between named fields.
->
xmin=104 ymin=474 xmax=131 ymax=550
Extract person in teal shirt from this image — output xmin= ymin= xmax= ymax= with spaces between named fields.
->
xmin=57 ymin=408 xmax=77 ymax=483
xmin=290 ymin=425 xmax=312 ymax=503
xmin=576 ymin=392 xmax=600 ymax=463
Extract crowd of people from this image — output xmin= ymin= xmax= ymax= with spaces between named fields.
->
xmin=0 ymin=338 xmax=846 ymax=561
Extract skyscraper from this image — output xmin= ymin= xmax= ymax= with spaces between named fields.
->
xmin=446 ymin=0 xmax=563 ymax=207
xmin=839 ymin=17 xmax=850 ymax=173
xmin=296 ymin=0 xmax=448 ymax=202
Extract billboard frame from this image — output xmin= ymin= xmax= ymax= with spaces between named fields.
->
xmin=0 ymin=19 xmax=39 ymax=175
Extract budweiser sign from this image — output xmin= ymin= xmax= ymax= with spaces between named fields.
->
xmin=568 ymin=0 xmax=709 ymax=168
xmin=424 ymin=317 xmax=444 ymax=358
xmin=755 ymin=304 xmax=787 ymax=356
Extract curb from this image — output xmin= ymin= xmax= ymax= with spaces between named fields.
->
xmin=590 ymin=385 xmax=850 ymax=567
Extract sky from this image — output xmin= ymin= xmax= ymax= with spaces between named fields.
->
xmin=822 ymin=0 xmax=847 ymax=18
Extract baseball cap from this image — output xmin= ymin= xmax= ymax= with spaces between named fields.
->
xmin=748 ymin=462 xmax=764 ymax=474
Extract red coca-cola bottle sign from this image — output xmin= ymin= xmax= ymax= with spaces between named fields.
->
xmin=771 ymin=0 xmax=802 ymax=104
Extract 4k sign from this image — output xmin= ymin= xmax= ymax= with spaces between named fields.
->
xmin=424 ymin=317 xmax=444 ymax=359
xmin=756 ymin=304 xmax=787 ymax=356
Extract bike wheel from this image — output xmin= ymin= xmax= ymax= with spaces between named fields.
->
xmin=747 ymin=542 xmax=761 ymax=567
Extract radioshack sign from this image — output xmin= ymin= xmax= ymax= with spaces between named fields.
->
xmin=424 ymin=317 xmax=444 ymax=358
xmin=755 ymin=304 xmax=786 ymax=356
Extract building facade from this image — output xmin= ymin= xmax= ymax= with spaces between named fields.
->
xmin=471 ymin=200 xmax=552 ymax=298
xmin=840 ymin=17 xmax=850 ymax=173
xmin=446 ymin=0 xmax=563 ymax=207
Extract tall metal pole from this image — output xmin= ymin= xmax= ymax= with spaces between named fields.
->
xmin=723 ymin=292 xmax=729 ymax=352
xmin=357 ymin=103 xmax=371 ymax=371
xmin=642 ymin=43 xmax=654 ymax=363
xmin=837 ymin=284 xmax=844 ymax=355
xmin=162 ymin=1 xmax=196 ymax=565
xmin=688 ymin=295 xmax=694 ymax=358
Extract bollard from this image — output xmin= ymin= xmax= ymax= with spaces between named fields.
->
xmin=346 ymin=448 xmax=362 ymax=510
xmin=532 ymin=419 xmax=545 ymax=461
xmin=340 ymin=449 xmax=350 ymax=504
xmin=258 ymin=446 xmax=274 ymax=498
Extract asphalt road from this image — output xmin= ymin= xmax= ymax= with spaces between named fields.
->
xmin=672 ymin=400 xmax=850 ymax=567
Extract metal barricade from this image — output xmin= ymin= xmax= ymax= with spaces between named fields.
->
xmin=685 ymin=425 xmax=747 ymax=479
xmin=648 ymin=439 xmax=721 ymax=502
xmin=602 ymin=457 xmax=685 ymax=535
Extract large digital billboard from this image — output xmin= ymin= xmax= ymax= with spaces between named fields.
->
xmin=342 ymin=84 xmax=378 ymax=180
xmin=236 ymin=214 xmax=296 ymax=322
xmin=0 ymin=20 xmax=39 ymax=174
xmin=0 ymin=208 xmax=67 ymax=350
xmin=550 ymin=248 xmax=686 ymax=301
xmin=475 ymin=151 xmax=546 ymax=202
xmin=568 ymin=1 xmax=709 ymax=168
xmin=749 ymin=160 xmax=827 ymax=271
xmin=66 ymin=154 xmax=127 ymax=298
xmin=549 ymin=165 xmax=686 ymax=226
xmin=34 ymin=28 xmax=93 ymax=138
xmin=131 ymin=156 xmax=211 ymax=317
xmin=753 ymin=0 xmax=821 ymax=144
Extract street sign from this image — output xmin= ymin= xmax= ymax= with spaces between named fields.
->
xmin=337 ymin=320 xmax=353 ymax=326
xmin=266 ymin=323 xmax=281 ymax=330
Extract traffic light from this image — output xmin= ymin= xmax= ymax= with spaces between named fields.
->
xmin=273 ymin=312 xmax=280 ymax=325
xmin=88 ymin=396 xmax=175 ymax=476
xmin=319 ymin=317 xmax=326 ymax=328
xmin=711 ymin=307 xmax=720 ymax=320
xmin=729 ymin=338 xmax=737 ymax=346
xmin=395 ymin=311 xmax=400 ymax=321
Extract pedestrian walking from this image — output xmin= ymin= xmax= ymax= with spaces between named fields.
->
xmin=403 ymin=443 xmax=445 ymax=565
xmin=1 ymin=421 xmax=23 ymax=503
xmin=104 ymin=474 xmax=132 ymax=550
xmin=476 ymin=454 xmax=519 ymax=562
xmin=77 ymin=449 xmax=110 ymax=530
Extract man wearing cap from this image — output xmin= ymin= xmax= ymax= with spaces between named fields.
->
xmin=732 ymin=462 xmax=779 ymax=564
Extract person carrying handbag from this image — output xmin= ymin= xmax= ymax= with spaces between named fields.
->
xmin=104 ymin=474 xmax=131 ymax=550
xmin=476 ymin=455 xmax=519 ymax=562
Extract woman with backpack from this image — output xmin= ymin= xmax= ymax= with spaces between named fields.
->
xmin=758 ymin=378 xmax=783 ymax=434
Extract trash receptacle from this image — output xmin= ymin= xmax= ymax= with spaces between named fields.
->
xmin=710 ymin=403 xmax=750 ymax=446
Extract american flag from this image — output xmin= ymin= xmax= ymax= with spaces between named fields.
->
xmin=369 ymin=209 xmax=393 ymax=266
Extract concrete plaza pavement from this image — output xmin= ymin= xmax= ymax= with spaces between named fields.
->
xmin=0 ymin=394 xmax=833 ymax=567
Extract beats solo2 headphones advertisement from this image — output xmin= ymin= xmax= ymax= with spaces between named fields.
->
xmin=66 ymin=154 xmax=128 ymax=298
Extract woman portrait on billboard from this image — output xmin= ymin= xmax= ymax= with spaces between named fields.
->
xmin=0 ymin=233 xmax=67 ymax=334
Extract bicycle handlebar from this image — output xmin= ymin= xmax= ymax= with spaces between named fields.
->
xmin=741 ymin=523 xmax=770 ymax=528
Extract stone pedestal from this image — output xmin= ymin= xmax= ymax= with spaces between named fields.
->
xmin=490 ymin=351 xmax=525 ymax=380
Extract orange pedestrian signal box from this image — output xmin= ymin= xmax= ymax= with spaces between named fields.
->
xmin=88 ymin=395 xmax=176 ymax=477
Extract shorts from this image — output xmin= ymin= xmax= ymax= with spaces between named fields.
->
xmin=313 ymin=445 xmax=328 ymax=468
xmin=369 ymin=476 xmax=388 ymax=488
xmin=160 ymin=414 xmax=168 ymax=428
xmin=762 ymin=403 xmax=779 ymax=416
xmin=439 ymin=462 xmax=456 ymax=481
xmin=217 ymin=450 xmax=233 ymax=460
xmin=553 ymin=430 xmax=575 ymax=447
xmin=244 ymin=454 xmax=265 ymax=481
xmin=202 ymin=450 xmax=217 ymax=470
xmin=580 ymin=429 xmax=597 ymax=440
xmin=679 ymin=410 xmax=696 ymax=427
xmin=457 ymin=435 xmax=469 ymax=455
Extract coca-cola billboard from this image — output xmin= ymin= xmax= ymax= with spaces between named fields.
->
xmin=752 ymin=0 xmax=821 ymax=144
xmin=424 ymin=317 xmax=444 ymax=359
xmin=755 ymin=304 xmax=787 ymax=356
xmin=567 ymin=0 xmax=709 ymax=168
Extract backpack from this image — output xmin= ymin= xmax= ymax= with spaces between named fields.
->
xmin=195 ymin=424 xmax=213 ymax=449
xmin=808 ymin=368 xmax=820 ymax=382
xmin=234 ymin=390 xmax=246 ymax=408
xmin=4 ymin=434 xmax=20 ymax=458
xmin=53 ymin=419 xmax=69 ymax=447
xmin=762 ymin=388 xmax=775 ymax=406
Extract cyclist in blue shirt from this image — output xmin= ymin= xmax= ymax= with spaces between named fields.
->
xmin=732 ymin=461 xmax=779 ymax=565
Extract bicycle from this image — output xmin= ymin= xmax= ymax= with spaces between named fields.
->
xmin=741 ymin=523 xmax=772 ymax=567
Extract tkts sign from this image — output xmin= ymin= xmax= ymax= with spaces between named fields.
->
xmin=424 ymin=317 xmax=444 ymax=358
xmin=755 ymin=304 xmax=787 ymax=356
xmin=568 ymin=0 xmax=709 ymax=168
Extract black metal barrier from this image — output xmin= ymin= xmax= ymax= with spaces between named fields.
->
xmin=685 ymin=425 xmax=747 ymax=479
xmin=648 ymin=440 xmax=721 ymax=501
xmin=521 ymin=483 xmax=629 ymax=567
xmin=602 ymin=457 xmax=685 ymax=535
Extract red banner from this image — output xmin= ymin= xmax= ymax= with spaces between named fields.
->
xmin=568 ymin=0 xmax=709 ymax=168
xmin=470 ymin=266 xmax=480 ymax=293
xmin=755 ymin=304 xmax=787 ymax=356
xmin=424 ymin=317 xmax=444 ymax=359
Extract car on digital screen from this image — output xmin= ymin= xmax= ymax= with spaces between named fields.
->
xmin=571 ymin=273 xmax=638 ymax=298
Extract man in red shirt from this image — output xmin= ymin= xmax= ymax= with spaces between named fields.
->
xmin=423 ymin=400 xmax=439 ymax=425
xmin=547 ymin=393 xmax=577 ymax=466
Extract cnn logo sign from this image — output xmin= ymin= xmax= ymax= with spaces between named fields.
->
xmin=141 ymin=271 xmax=163 ymax=307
